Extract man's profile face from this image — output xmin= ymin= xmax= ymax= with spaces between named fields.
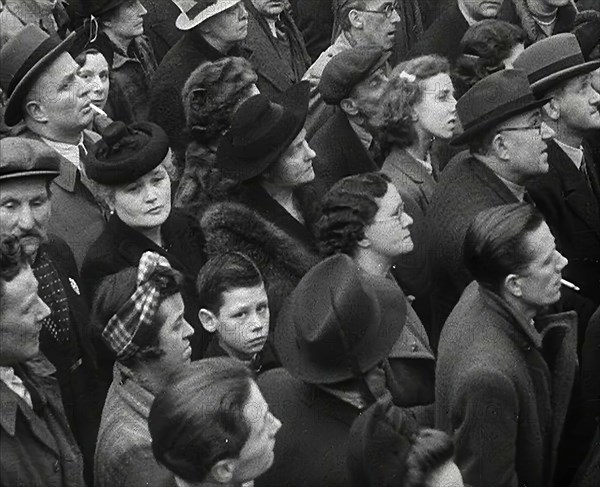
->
xmin=251 ymin=0 xmax=286 ymax=18
xmin=555 ymin=73 xmax=600 ymax=132
xmin=0 ymin=267 xmax=50 ymax=366
xmin=351 ymin=67 xmax=389 ymax=127
xmin=0 ymin=178 xmax=51 ymax=258
xmin=354 ymin=0 xmax=401 ymax=51
xmin=202 ymin=1 xmax=249 ymax=45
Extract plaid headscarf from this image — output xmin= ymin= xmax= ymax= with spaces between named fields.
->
xmin=102 ymin=251 xmax=174 ymax=361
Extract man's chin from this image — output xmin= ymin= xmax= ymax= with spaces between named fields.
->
xmin=19 ymin=237 xmax=42 ymax=258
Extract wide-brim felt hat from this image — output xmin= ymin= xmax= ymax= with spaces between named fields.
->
xmin=217 ymin=80 xmax=310 ymax=182
xmin=513 ymin=33 xmax=600 ymax=95
xmin=173 ymin=0 xmax=241 ymax=30
xmin=0 ymin=24 xmax=77 ymax=127
xmin=0 ymin=138 xmax=60 ymax=181
xmin=71 ymin=0 xmax=129 ymax=17
xmin=275 ymin=254 xmax=406 ymax=385
xmin=451 ymin=69 xmax=550 ymax=147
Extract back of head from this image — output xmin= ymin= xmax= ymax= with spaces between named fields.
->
xmin=196 ymin=252 xmax=264 ymax=314
xmin=463 ymin=203 xmax=545 ymax=293
xmin=149 ymin=357 xmax=253 ymax=483
xmin=317 ymin=172 xmax=391 ymax=257
xmin=0 ymin=234 xmax=29 ymax=307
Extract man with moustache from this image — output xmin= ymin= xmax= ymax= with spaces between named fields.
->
xmin=0 ymin=24 xmax=106 ymax=268
xmin=0 ymin=138 xmax=101 ymax=485
xmin=514 ymin=34 xmax=600 ymax=306
xmin=303 ymin=0 xmax=401 ymax=137
xmin=0 ymin=234 xmax=87 ymax=487
xmin=410 ymin=0 xmax=503 ymax=62
xmin=150 ymin=0 xmax=249 ymax=165
xmin=241 ymin=0 xmax=311 ymax=101
xmin=425 ymin=69 xmax=555 ymax=349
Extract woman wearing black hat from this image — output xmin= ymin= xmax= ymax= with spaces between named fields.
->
xmin=81 ymin=121 xmax=207 ymax=387
xmin=317 ymin=172 xmax=436 ymax=424
xmin=201 ymin=80 xmax=321 ymax=322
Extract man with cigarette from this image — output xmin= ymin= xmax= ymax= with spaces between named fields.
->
xmin=0 ymin=24 xmax=106 ymax=268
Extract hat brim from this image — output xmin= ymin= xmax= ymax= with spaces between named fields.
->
xmin=530 ymin=60 xmax=600 ymax=94
xmin=175 ymin=0 xmax=241 ymax=30
xmin=0 ymin=170 xmax=60 ymax=181
xmin=4 ymin=32 xmax=77 ymax=127
xmin=217 ymin=81 xmax=310 ymax=182
xmin=274 ymin=273 xmax=406 ymax=385
xmin=451 ymin=96 xmax=550 ymax=147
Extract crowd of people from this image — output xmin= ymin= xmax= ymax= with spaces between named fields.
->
xmin=0 ymin=0 xmax=599 ymax=486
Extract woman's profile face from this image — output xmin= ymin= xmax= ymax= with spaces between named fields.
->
xmin=79 ymin=52 xmax=110 ymax=110
xmin=112 ymin=165 xmax=171 ymax=232
xmin=412 ymin=73 xmax=457 ymax=141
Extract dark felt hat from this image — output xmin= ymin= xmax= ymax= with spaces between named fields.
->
xmin=86 ymin=121 xmax=170 ymax=185
xmin=319 ymin=45 xmax=390 ymax=105
xmin=275 ymin=254 xmax=406 ymax=385
xmin=0 ymin=137 xmax=60 ymax=181
xmin=0 ymin=24 xmax=77 ymax=127
xmin=69 ymin=25 xmax=115 ymax=67
xmin=71 ymin=0 xmax=129 ymax=17
xmin=451 ymin=69 xmax=550 ymax=146
xmin=216 ymin=80 xmax=310 ymax=182
xmin=513 ymin=33 xmax=600 ymax=95
xmin=573 ymin=14 xmax=600 ymax=61
xmin=347 ymin=398 xmax=419 ymax=487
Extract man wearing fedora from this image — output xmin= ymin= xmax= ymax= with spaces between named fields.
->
xmin=514 ymin=33 xmax=600 ymax=306
xmin=149 ymin=0 xmax=249 ymax=165
xmin=303 ymin=0 xmax=401 ymax=137
xmin=255 ymin=254 xmax=408 ymax=487
xmin=0 ymin=24 xmax=107 ymax=269
xmin=0 ymin=137 xmax=102 ymax=485
xmin=425 ymin=69 xmax=555 ymax=349
xmin=201 ymin=81 xmax=321 ymax=324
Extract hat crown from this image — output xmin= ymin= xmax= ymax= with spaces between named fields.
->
xmin=0 ymin=137 xmax=60 ymax=180
xmin=229 ymin=95 xmax=285 ymax=148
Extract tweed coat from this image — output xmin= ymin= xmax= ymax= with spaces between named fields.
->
xmin=81 ymin=210 xmax=208 ymax=363
xmin=0 ymin=354 xmax=86 ymax=487
xmin=527 ymin=140 xmax=600 ymax=305
xmin=425 ymin=152 xmax=519 ymax=348
xmin=94 ymin=364 xmax=177 ymax=487
xmin=497 ymin=0 xmax=578 ymax=45
xmin=436 ymin=282 xmax=578 ymax=487
xmin=242 ymin=0 xmax=311 ymax=102
xmin=408 ymin=3 xmax=469 ymax=62
xmin=200 ymin=183 xmax=321 ymax=324
xmin=309 ymin=109 xmax=379 ymax=198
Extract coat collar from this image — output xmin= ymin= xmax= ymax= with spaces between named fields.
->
xmin=107 ymin=362 xmax=155 ymax=421
xmin=382 ymin=149 xmax=435 ymax=185
xmin=468 ymin=156 xmax=521 ymax=204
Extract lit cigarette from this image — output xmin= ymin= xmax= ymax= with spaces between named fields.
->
xmin=561 ymin=279 xmax=580 ymax=292
xmin=89 ymin=103 xmax=108 ymax=118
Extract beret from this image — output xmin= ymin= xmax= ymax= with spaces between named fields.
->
xmin=85 ymin=121 xmax=170 ymax=186
xmin=0 ymin=137 xmax=60 ymax=181
xmin=319 ymin=45 xmax=390 ymax=105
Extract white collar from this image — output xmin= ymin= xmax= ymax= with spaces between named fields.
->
xmin=496 ymin=173 xmax=526 ymax=202
xmin=40 ymin=134 xmax=86 ymax=170
xmin=554 ymin=139 xmax=584 ymax=170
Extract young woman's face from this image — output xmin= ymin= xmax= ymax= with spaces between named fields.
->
xmin=413 ymin=73 xmax=457 ymax=141
xmin=79 ymin=52 xmax=110 ymax=110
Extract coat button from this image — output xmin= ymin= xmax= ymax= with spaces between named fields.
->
xmin=54 ymin=460 xmax=60 ymax=472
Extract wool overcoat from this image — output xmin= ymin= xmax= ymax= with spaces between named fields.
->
xmin=436 ymin=282 xmax=578 ymax=487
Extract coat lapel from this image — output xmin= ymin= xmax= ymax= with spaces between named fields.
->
xmin=382 ymin=150 xmax=436 ymax=205
xmin=470 ymin=158 xmax=520 ymax=204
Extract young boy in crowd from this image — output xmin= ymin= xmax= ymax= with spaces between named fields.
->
xmin=197 ymin=252 xmax=278 ymax=373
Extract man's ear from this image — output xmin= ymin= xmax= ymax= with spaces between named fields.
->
xmin=356 ymin=235 xmax=371 ymax=249
xmin=543 ymin=98 xmax=560 ymax=122
xmin=199 ymin=308 xmax=218 ymax=333
xmin=491 ymin=132 xmax=509 ymax=161
xmin=340 ymin=97 xmax=359 ymax=117
xmin=24 ymin=100 xmax=48 ymax=123
xmin=347 ymin=9 xmax=364 ymax=30
xmin=504 ymin=274 xmax=523 ymax=298
xmin=210 ymin=458 xmax=236 ymax=484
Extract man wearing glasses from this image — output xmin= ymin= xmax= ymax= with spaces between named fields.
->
xmin=425 ymin=69 xmax=555 ymax=349
xmin=303 ymin=0 xmax=400 ymax=137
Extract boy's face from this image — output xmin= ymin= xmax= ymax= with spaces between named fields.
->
xmin=213 ymin=284 xmax=270 ymax=360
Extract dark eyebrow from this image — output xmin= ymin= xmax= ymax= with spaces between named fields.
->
xmin=59 ymin=72 xmax=77 ymax=87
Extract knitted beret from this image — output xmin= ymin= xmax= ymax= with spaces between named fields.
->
xmin=86 ymin=121 xmax=170 ymax=185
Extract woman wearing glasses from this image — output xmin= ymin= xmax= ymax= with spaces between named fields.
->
xmin=317 ymin=172 xmax=436 ymax=426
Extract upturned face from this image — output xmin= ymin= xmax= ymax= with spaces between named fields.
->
xmin=102 ymin=0 xmax=147 ymax=41
xmin=554 ymin=72 xmax=600 ymax=133
xmin=413 ymin=72 xmax=457 ymax=141
xmin=204 ymin=1 xmax=249 ymax=45
xmin=353 ymin=0 xmax=401 ymax=51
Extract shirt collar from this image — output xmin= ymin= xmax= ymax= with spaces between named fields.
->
xmin=554 ymin=139 xmax=584 ymax=170
xmin=348 ymin=119 xmax=373 ymax=150
xmin=40 ymin=134 xmax=85 ymax=170
xmin=496 ymin=173 xmax=526 ymax=202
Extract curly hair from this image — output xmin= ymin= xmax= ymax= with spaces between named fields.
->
xmin=376 ymin=55 xmax=450 ymax=153
xmin=182 ymin=57 xmax=258 ymax=145
xmin=404 ymin=429 xmax=457 ymax=487
xmin=0 ymin=234 xmax=30 ymax=304
xmin=454 ymin=20 xmax=526 ymax=99
xmin=317 ymin=172 xmax=391 ymax=257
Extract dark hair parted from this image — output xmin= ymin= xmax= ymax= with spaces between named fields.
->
xmin=196 ymin=252 xmax=265 ymax=314
xmin=317 ymin=172 xmax=391 ymax=257
xmin=91 ymin=265 xmax=183 ymax=365
xmin=404 ymin=429 xmax=456 ymax=487
xmin=376 ymin=55 xmax=450 ymax=153
xmin=454 ymin=20 xmax=526 ymax=99
xmin=149 ymin=358 xmax=253 ymax=483
xmin=463 ymin=203 xmax=545 ymax=294
xmin=0 ymin=234 xmax=30 ymax=303
xmin=183 ymin=57 xmax=258 ymax=145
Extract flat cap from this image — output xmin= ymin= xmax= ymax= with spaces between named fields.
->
xmin=0 ymin=137 xmax=60 ymax=181
xmin=319 ymin=45 xmax=390 ymax=105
